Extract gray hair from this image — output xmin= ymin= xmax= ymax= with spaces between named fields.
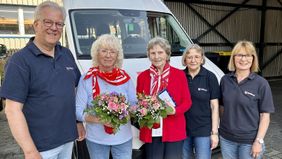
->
xmin=34 ymin=1 xmax=66 ymax=21
xmin=182 ymin=44 xmax=205 ymax=66
xmin=91 ymin=34 xmax=124 ymax=68
xmin=147 ymin=36 xmax=171 ymax=61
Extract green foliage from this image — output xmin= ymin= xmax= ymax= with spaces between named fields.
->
xmin=0 ymin=59 xmax=6 ymax=80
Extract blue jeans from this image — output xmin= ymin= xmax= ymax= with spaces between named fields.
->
xmin=86 ymin=139 xmax=132 ymax=159
xmin=220 ymin=136 xmax=265 ymax=159
xmin=40 ymin=141 xmax=74 ymax=159
xmin=182 ymin=136 xmax=211 ymax=159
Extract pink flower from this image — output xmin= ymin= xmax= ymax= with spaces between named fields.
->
xmin=140 ymin=108 xmax=148 ymax=116
xmin=141 ymin=101 xmax=149 ymax=108
xmin=152 ymin=103 xmax=160 ymax=110
xmin=100 ymin=94 xmax=107 ymax=100
xmin=130 ymin=105 xmax=138 ymax=112
xmin=120 ymin=103 xmax=127 ymax=110
xmin=113 ymin=96 xmax=119 ymax=102
xmin=108 ymin=101 xmax=118 ymax=112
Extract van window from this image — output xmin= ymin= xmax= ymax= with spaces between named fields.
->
xmin=70 ymin=10 xmax=192 ymax=59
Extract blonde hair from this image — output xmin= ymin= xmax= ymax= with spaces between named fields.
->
xmin=90 ymin=34 xmax=124 ymax=68
xmin=181 ymin=44 xmax=205 ymax=66
xmin=34 ymin=1 xmax=66 ymax=21
xmin=228 ymin=40 xmax=259 ymax=72
xmin=147 ymin=37 xmax=171 ymax=61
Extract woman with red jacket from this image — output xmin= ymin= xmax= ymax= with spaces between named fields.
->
xmin=137 ymin=37 xmax=192 ymax=159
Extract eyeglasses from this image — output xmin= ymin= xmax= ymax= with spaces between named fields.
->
xmin=99 ymin=49 xmax=117 ymax=55
xmin=186 ymin=55 xmax=202 ymax=61
xmin=234 ymin=54 xmax=253 ymax=60
xmin=42 ymin=19 xmax=65 ymax=29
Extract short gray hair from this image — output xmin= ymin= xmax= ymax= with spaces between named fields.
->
xmin=182 ymin=44 xmax=205 ymax=66
xmin=147 ymin=36 xmax=171 ymax=61
xmin=91 ymin=34 xmax=124 ymax=68
xmin=34 ymin=1 xmax=66 ymax=21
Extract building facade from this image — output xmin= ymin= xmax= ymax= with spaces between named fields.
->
xmin=0 ymin=0 xmax=62 ymax=49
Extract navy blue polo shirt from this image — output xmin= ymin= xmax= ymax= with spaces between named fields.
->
xmin=0 ymin=38 xmax=81 ymax=151
xmin=184 ymin=67 xmax=220 ymax=137
xmin=219 ymin=72 xmax=275 ymax=144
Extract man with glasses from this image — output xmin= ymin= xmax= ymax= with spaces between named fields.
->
xmin=0 ymin=1 xmax=84 ymax=159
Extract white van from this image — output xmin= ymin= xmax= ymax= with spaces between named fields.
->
xmin=63 ymin=0 xmax=224 ymax=158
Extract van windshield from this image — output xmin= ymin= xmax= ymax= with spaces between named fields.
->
xmin=70 ymin=9 xmax=192 ymax=59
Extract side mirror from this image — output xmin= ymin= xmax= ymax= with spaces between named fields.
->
xmin=0 ymin=44 xmax=7 ymax=57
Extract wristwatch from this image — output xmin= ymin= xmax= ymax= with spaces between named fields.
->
xmin=211 ymin=131 xmax=218 ymax=135
xmin=256 ymin=138 xmax=264 ymax=144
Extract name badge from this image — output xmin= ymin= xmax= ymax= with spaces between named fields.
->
xmin=66 ymin=66 xmax=74 ymax=71
xmin=244 ymin=90 xmax=255 ymax=97
xmin=198 ymin=88 xmax=207 ymax=92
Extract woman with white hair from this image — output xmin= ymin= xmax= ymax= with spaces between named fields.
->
xmin=75 ymin=34 xmax=136 ymax=159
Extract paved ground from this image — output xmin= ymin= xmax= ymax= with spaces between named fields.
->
xmin=263 ymin=79 xmax=282 ymax=159
xmin=0 ymin=79 xmax=282 ymax=159
xmin=0 ymin=111 xmax=23 ymax=159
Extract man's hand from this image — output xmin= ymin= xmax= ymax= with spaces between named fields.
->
xmin=24 ymin=150 xmax=42 ymax=159
xmin=5 ymin=99 xmax=40 ymax=159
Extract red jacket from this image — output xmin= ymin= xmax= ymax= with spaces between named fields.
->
xmin=136 ymin=66 xmax=192 ymax=143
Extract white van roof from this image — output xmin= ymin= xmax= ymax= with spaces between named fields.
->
xmin=63 ymin=0 xmax=171 ymax=13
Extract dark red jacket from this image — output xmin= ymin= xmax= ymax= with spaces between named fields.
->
xmin=137 ymin=66 xmax=192 ymax=143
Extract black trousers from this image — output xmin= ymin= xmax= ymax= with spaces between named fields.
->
xmin=144 ymin=137 xmax=184 ymax=159
xmin=72 ymin=140 xmax=90 ymax=159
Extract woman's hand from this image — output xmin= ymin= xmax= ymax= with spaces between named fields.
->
xmin=103 ymin=122 xmax=113 ymax=128
xmin=168 ymin=105 xmax=175 ymax=115
xmin=210 ymin=134 xmax=219 ymax=150
xmin=165 ymin=100 xmax=176 ymax=115
xmin=84 ymin=114 xmax=113 ymax=127
xmin=76 ymin=123 xmax=86 ymax=141
xmin=85 ymin=114 xmax=100 ymax=123
xmin=251 ymin=141 xmax=263 ymax=159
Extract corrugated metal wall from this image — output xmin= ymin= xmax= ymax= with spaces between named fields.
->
xmin=264 ymin=8 xmax=282 ymax=77
xmin=165 ymin=0 xmax=282 ymax=77
xmin=0 ymin=36 xmax=31 ymax=49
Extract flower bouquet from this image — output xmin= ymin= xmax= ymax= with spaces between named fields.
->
xmin=84 ymin=92 xmax=130 ymax=134
xmin=130 ymin=93 xmax=174 ymax=129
